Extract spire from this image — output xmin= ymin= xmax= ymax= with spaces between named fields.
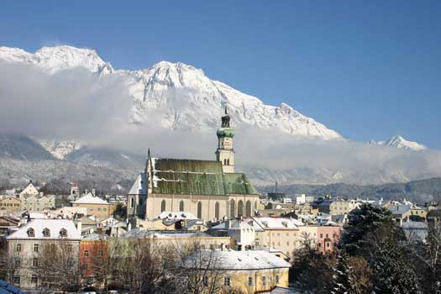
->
xmin=221 ymin=107 xmax=230 ymax=128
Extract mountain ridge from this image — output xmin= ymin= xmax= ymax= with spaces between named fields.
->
xmin=0 ymin=45 xmax=342 ymax=140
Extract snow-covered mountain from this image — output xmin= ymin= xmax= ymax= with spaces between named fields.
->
xmin=0 ymin=45 xmax=341 ymax=140
xmin=38 ymin=140 xmax=82 ymax=160
xmin=369 ymin=135 xmax=427 ymax=151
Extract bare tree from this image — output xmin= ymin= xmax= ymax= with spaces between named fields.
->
xmin=33 ymin=240 xmax=80 ymax=293
xmin=0 ymin=240 xmax=19 ymax=283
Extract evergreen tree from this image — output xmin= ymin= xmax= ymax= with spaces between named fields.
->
xmin=330 ymin=251 xmax=353 ymax=294
xmin=342 ymin=203 xmax=403 ymax=256
xmin=372 ymin=242 xmax=419 ymax=294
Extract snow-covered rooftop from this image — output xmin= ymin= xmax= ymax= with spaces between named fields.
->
xmin=128 ymin=172 xmax=147 ymax=195
xmin=7 ymin=219 xmax=80 ymax=240
xmin=252 ymin=217 xmax=300 ymax=230
xmin=73 ymin=193 xmax=109 ymax=205
xmin=183 ymin=249 xmax=291 ymax=270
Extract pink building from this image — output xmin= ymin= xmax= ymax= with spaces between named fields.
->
xmin=316 ymin=226 xmax=341 ymax=254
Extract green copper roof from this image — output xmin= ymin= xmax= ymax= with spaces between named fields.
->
xmin=216 ymin=128 xmax=235 ymax=138
xmin=150 ymin=158 xmax=257 ymax=195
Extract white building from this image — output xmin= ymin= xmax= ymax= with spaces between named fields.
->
xmin=6 ymin=219 xmax=81 ymax=290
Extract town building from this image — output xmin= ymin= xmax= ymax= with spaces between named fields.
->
xmin=21 ymin=195 xmax=55 ymax=212
xmin=6 ymin=219 xmax=81 ymax=289
xmin=72 ymin=193 xmax=113 ymax=220
xmin=249 ymin=217 xmax=304 ymax=259
xmin=127 ymin=110 xmax=260 ymax=223
xmin=18 ymin=182 xmax=40 ymax=199
xmin=182 ymin=249 xmax=291 ymax=294
xmin=0 ymin=196 xmax=21 ymax=212
xmin=209 ymin=219 xmax=256 ymax=250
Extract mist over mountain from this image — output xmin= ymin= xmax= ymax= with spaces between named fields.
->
xmin=0 ymin=45 xmax=440 ymax=188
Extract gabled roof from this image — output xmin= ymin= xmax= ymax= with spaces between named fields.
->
xmin=128 ymin=172 xmax=147 ymax=195
xmin=73 ymin=193 xmax=109 ymax=205
xmin=150 ymin=158 xmax=258 ymax=195
xmin=7 ymin=219 xmax=80 ymax=240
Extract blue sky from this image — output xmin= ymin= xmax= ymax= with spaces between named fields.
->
xmin=1 ymin=0 xmax=441 ymax=147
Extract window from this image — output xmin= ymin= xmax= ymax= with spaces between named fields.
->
xmin=276 ymin=275 xmax=280 ymax=284
xmin=179 ymin=200 xmax=184 ymax=212
xmin=98 ymin=249 xmax=103 ymax=256
xmin=230 ymin=200 xmax=235 ymax=217
xmin=238 ymin=200 xmax=243 ymax=217
xmin=16 ymin=244 xmax=21 ymax=252
xmin=262 ymin=276 xmax=267 ymax=286
xmin=320 ymin=234 xmax=323 ymax=238
xmin=161 ymin=200 xmax=166 ymax=212
xmin=67 ymin=244 xmax=73 ymax=252
xmin=224 ymin=277 xmax=231 ymax=287
xmin=246 ymin=200 xmax=251 ymax=217
xmin=215 ymin=202 xmax=220 ymax=219
xmin=84 ymin=250 xmax=89 ymax=257
xmin=248 ymin=277 xmax=253 ymax=286
xmin=14 ymin=258 xmax=20 ymax=267
xmin=59 ymin=228 xmax=68 ymax=238
xmin=32 ymin=258 xmax=38 ymax=267
xmin=12 ymin=276 xmax=20 ymax=285
xmin=33 ymin=244 xmax=39 ymax=252
xmin=131 ymin=198 xmax=134 ymax=208
xmin=42 ymin=228 xmax=50 ymax=237
xmin=31 ymin=275 xmax=37 ymax=284
xmin=27 ymin=228 xmax=35 ymax=237
xmin=197 ymin=202 xmax=202 ymax=219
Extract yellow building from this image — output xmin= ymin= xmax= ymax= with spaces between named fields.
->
xmin=0 ymin=196 xmax=21 ymax=211
xmin=410 ymin=205 xmax=427 ymax=221
xmin=182 ymin=249 xmax=291 ymax=294
xmin=250 ymin=217 xmax=304 ymax=259
xmin=72 ymin=193 xmax=112 ymax=220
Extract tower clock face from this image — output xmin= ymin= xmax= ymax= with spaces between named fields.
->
xmin=223 ymin=138 xmax=232 ymax=148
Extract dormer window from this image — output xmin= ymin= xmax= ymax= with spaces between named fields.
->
xmin=27 ymin=228 xmax=35 ymax=237
xmin=42 ymin=228 xmax=50 ymax=237
xmin=59 ymin=228 xmax=68 ymax=238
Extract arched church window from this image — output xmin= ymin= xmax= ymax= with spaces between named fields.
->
xmin=230 ymin=200 xmax=235 ymax=218
xmin=215 ymin=202 xmax=220 ymax=219
xmin=131 ymin=198 xmax=134 ymax=208
xmin=246 ymin=200 xmax=251 ymax=217
xmin=197 ymin=202 xmax=202 ymax=219
xmin=161 ymin=200 xmax=166 ymax=212
xmin=179 ymin=200 xmax=184 ymax=212
xmin=255 ymin=201 xmax=258 ymax=215
xmin=238 ymin=200 xmax=244 ymax=217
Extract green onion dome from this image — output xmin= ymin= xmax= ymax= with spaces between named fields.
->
xmin=216 ymin=127 xmax=235 ymax=138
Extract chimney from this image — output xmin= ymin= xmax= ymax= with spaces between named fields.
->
xmin=92 ymin=188 xmax=96 ymax=196
xmin=76 ymin=221 xmax=82 ymax=236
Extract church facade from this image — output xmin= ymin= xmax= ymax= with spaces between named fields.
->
xmin=127 ymin=110 xmax=260 ymax=223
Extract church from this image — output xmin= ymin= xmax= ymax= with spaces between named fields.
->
xmin=127 ymin=109 xmax=260 ymax=223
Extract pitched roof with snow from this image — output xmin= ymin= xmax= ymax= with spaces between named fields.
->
xmin=252 ymin=217 xmax=300 ymax=230
xmin=7 ymin=219 xmax=80 ymax=240
xmin=128 ymin=172 xmax=147 ymax=195
xmin=183 ymin=249 xmax=291 ymax=270
xmin=73 ymin=193 xmax=109 ymax=205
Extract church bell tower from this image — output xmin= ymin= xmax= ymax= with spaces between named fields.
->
xmin=216 ymin=107 xmax=235 ymax=173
